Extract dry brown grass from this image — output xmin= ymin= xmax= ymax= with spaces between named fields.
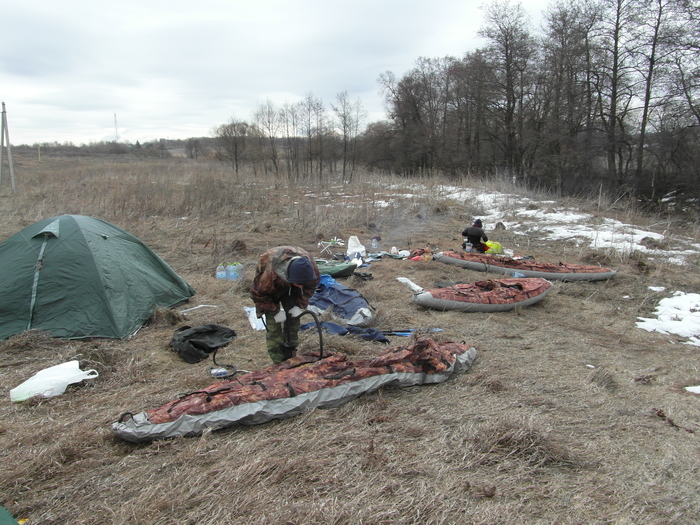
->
xmin=1 ymin=153 xmax=700 ymax=524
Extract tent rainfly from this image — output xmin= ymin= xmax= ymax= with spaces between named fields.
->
xmin=0 ymin=214 xmax=196 ymax=340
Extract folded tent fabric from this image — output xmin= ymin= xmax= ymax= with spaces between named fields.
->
xmin=308 ymin=275 xmax=374 ymax=326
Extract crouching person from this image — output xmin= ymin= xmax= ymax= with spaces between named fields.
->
xmin=250 ymin=246 xmax=320 ymax=364
xmin=461 ymin=219 xmax=489 ymax=253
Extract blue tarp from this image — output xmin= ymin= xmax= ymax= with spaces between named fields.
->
xmin=308 ymin=275 xmax=374 ymax=326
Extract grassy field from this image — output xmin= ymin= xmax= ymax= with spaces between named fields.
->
xmin=1 ymin=152 xmax=700 ymax=524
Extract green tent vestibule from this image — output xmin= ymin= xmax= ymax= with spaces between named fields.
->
xmin=0 ymin=214 xmax=196 ymax=340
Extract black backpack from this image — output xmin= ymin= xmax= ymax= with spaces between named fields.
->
xmin=169 ymin=324 xmax=237 ymax=364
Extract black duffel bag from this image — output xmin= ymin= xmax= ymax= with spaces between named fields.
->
xmin=169 ymin=324 xmax=237 ymax=364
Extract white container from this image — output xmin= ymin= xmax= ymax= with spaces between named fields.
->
xmin=216 ymin=264 xmax=226 ymax=279
xmin=225 ymin=263 xmax=242 ymax=281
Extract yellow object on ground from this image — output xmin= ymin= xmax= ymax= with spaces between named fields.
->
xmin=485 ymin=241 xmax=503 ymax=254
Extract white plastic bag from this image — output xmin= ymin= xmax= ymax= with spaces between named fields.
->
xmin=10 ymin=360 xmax=99 ymax=402
xmin=244 ymin=306 xmax=266 ymax=330
xmin=346 ymin=236 xmax=367 ymax=257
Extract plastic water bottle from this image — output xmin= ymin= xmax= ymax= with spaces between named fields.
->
xmin=210 ymin=367 xmax=230 ymax=378
xmin=225 ymin=262 xmax=241 ymax=281
xmin=371 ymin=238 xmax=378 ymax=250
xmin=216 ymin=263 xmax=226 ymax=279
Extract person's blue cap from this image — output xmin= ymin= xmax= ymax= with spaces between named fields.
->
xmin=287 ymin=257 xmax=316 ymax=284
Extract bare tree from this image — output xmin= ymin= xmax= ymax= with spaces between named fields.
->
xmin=538 ymin=0 xmax=601 ymax=194
xmin=184 ymin=138 xmax=203 ymax=160
xmin=331 ymin=90 xmax=366 ymax=183
xmin=632 ymin=0 xmax=680 ymax=194
xmin=479 ymin=0 xmax=536 ymax=180
xmin=213 ymin=118 xmax=248 ymax=174
xmin=279 ymin=102 xmax=302 ymax=181
xmin=253 ymin=100 xmax=281 ymax=175
xmin=299 ymin=92 xmax=326 ymax=180
xmin=592 ymin=0 xmax=639 ymax=187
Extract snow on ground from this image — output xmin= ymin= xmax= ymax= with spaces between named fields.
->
xmin=433 ymin=186 xmax=700 ymax=373
xmin=438 ymin=185 xmax=700 ymax=262
xmin=636 ymin=289 xmax=700 ymax=347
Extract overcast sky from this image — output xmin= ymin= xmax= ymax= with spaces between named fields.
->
xmin=1 ymin=0 xmax=549 ymax=146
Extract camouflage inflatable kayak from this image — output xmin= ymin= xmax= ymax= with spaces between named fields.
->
xmin=411 ymin=277 xmax=552 ymax=312
xmin=434 ymin=250 xmax=616 ymax=281
xmin=113 ymin=338 xmax=476 ymax=443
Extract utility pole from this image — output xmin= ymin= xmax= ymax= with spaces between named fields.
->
xmin=0 ymin=102 xmax=16 ymax=193
xmin=114 ymin=113 xmax=119 ymax=142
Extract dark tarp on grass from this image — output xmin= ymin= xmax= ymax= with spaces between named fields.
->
xmin=0 ymin=214 xmax=196 ymax=340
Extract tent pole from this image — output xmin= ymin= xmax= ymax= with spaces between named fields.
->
xmin=27 ymin=236 xmax=49 ymax=331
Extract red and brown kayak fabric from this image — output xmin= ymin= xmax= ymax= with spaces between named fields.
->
xmin=411 ymin=278 xmax=552 ymax=312
xmin=427 ymin=278 xmax=551 ymax=305
xmin=435 ymin=251 xmax=616 ymax=281
xmin=113 ymin=338 xmax=477 ymax=443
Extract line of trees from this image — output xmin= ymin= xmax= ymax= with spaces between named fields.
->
xmin=211 ymin=0 xmax=699 ymax=209
xmin=364 ymin=0 xmax=700 ymax=206
xmin=213 ymin=91 xmax=366 ymax=184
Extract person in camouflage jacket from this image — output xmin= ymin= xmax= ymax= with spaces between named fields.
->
xmin=250 ymin=246 xmax=320 ymax=363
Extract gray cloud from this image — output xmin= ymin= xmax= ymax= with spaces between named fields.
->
xmin=1 ymin=0 xmax=547 ymax=145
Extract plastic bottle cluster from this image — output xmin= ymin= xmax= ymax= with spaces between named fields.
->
xmin=216 ymin=262 xmax=243 ymax=281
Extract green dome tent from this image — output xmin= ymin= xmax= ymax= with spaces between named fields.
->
xmin=0 ymin=505 xmax=20 ymax=525
xmin=0 ymin=215 xmax=196 ymax=340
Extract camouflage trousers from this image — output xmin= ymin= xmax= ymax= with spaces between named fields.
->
xmin=264 ymin=311 xmax=301 ymax=364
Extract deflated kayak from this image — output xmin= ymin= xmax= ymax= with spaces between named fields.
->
xmin=412 ymin=278 xmax=552 ymax=312
xmin=112 ymin=338 xmax=477 ymax=443
xmin=434 ymin=250 xmax=616 ymax=281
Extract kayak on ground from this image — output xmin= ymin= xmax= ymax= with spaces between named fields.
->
xmin=434 ymin=250 xmax=616 ymax=281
